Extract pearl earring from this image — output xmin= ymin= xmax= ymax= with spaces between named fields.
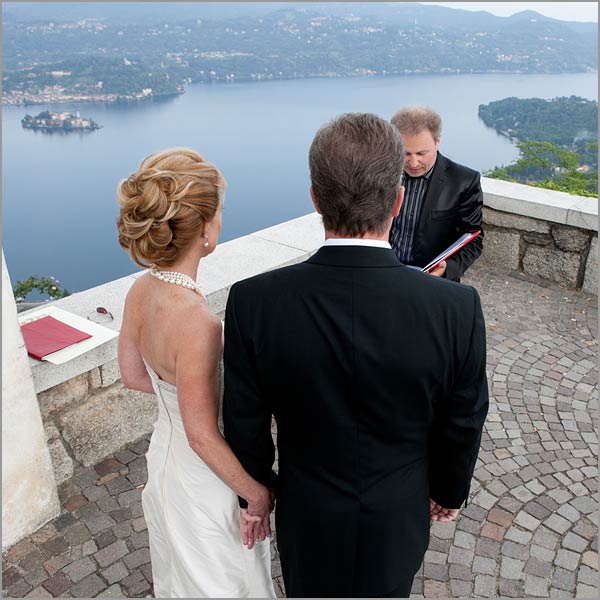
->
xmin=203 ymin=237 xmax=209 ymax=248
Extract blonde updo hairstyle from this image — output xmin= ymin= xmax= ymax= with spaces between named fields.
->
xmin=117 ymin=148 xmax=226 ymax=268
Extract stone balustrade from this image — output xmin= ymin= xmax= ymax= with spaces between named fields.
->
xmin=480 ymin=178 xmax=597 ymax=293
xmin=2 ymin=179 xmax=597 ymax=547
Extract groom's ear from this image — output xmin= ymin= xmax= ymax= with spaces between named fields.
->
xmin=393 ymin=186 xmax=405 ymax=217
xmin=310 ymin=187 xmax=322 ymax=214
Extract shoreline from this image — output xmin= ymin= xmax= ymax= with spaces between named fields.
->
xmin=3 ymin=69 xmax=597 ymax=107
xmin=3 ymin=90 xmax=184 ymax=107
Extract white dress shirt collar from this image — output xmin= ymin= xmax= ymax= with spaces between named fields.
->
xmin=323 ymin=238 xmax=391 ymax=249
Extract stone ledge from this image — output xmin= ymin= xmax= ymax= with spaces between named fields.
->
xmin=20 ymin=186 xmax=597 ymax=394
xmin=483 ymin=207 xmax=550 ymax=234
xmin=482 ymin=178 xmax=597 ymax=232
xmin=22 ymin=213 xmax=323 ymax=394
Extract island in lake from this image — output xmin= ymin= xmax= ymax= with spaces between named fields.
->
xmin=21 ymin=111 xmax=101 ymax=131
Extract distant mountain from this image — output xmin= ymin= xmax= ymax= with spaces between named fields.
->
xmin=3 ymin=1 xmax=598 ymax=29
xmin=2 ymin=2 xmax=293 ymax=22
xmin=3 ymin=1 xmax=597 ymax=105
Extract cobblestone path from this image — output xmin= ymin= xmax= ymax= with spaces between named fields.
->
xmin=3 ymin=265 xmax=597 ymax=598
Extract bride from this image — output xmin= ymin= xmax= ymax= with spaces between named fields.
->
xmin=116 ymin=148 xmax=275 ymax=598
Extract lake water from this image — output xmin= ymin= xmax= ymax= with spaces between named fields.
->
xmin=2 ymin=72 xmax=597 ymax=294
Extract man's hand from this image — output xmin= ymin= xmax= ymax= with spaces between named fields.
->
xmin=430 ymin=498 xmax=459 ymax=522
xmin=428 ymin=260 xmax=446 ymax=277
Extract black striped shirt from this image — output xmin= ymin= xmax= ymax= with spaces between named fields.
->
xmin=389 ymin=165 xmax=434 ymax=264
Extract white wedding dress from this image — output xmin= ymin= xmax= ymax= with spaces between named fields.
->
xmin=141 ymin=361 xmax=275 ymax=598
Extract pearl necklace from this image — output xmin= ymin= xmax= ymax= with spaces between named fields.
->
xmin=150 ymin=266 xmax=202 ymax=295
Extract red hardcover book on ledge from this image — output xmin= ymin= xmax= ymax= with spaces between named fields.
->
xmin=21 ymin=315 xmax=92 ymax=360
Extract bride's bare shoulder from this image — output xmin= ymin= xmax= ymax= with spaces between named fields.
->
xmin=122 ymin=274 xmax=150 ymax=320
xmin=124 ymin=272 xmax=151 ymax=301
xmin=124 ymin=275 xmax=221 ymax=339
xmin=172 ymin=291 xmax=222 ymax=338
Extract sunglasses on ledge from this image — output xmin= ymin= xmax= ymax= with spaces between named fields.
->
xmin=87 ymin=306 xmax=114 ymax=323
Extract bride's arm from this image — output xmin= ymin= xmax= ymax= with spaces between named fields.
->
xmin=175 ymin=307 xmax=271 ymax=523
xmin=119 ymin=291 xmax=154 ymax=394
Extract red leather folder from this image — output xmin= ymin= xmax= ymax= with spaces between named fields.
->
xmin=21 ymin=315 xmax=92 ymax=360
xmin=422 ymin=231 xmax=482 ymax=273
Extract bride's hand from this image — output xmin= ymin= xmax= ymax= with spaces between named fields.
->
xmin=240 ymin=508 xmax=262 ymax=549
xmin=241 ymin=484 xmax=272 ymax=548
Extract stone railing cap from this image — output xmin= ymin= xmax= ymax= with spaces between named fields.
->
xmin=22 ymin=212 xmax=322 ymax=393
xmin=19 ymin=178 xmax=597 ymax=394
xmin=482 ymin=177 xmax=598 ymax=231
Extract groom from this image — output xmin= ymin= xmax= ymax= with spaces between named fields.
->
xmin=224 ymin=113 xmax=488 ymax=597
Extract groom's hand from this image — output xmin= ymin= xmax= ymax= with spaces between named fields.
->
xmin=241 ymin=485 xmax=272 ymax=549
xmin=247 ymin=486 xmax=271 ymax=528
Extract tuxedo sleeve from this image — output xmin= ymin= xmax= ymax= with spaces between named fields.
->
xmin=223 ymin=283 xmax=277 ymax=508
xmin=445 ymin=171 xmax=484 ymax=281
xmin=429 ymin=286 xmax=488 ymax=508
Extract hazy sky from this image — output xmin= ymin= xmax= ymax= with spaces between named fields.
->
xmin=421 ymin=2 xmax=598 ymax=22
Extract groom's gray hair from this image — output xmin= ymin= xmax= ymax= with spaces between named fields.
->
xmin=309 ymin=112 xmax=405 ymax=237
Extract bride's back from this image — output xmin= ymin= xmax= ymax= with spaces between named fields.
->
xmin=124 ymin=273 xmax=216 ymax=386
xmin=116 ymin=147 xmax=226 ymax=389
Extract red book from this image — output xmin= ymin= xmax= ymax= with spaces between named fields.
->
xmin=21 ymin=315 xmax=92 ymax=360
xmin=422 ymin=231 xmax=482 ymax=273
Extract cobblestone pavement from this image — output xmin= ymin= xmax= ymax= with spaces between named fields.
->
xmin=3 ymin=265 xmax=597 ymax=598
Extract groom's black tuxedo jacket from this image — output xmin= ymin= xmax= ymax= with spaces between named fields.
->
xmin=224 ymin=245 xmax=488 ymax=598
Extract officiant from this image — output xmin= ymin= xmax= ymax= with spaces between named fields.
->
xmin=388 ymin=106 xmax=483 ymax=281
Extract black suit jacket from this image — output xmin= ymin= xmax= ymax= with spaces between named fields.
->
xmin=223 ymin=246 xmax=488 ymax=597
xmin=396 ymin=152 xmax=484 ymax=281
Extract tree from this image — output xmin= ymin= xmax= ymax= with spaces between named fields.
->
xmin=13 ymin=275 xmax=70 ymax=303
xmin=486 ymin=140 xmax=598 ymax=197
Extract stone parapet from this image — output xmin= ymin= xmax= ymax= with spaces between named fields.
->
xmin=15 ymin=212 xmax=324 ymax=491
xmin=481 ymin=177 xmax=597 ymax=230
xmin=480 ymin=178 xmax=597 ymax=291
xmin=23 ymin=211 xmax=323 ymax=397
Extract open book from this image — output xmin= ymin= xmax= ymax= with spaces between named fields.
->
xmin=421 ymin=231 xmax=481 ymax=273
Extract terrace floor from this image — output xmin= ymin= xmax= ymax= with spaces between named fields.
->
xmin=2 ymin=263 xmax=598 ymax=598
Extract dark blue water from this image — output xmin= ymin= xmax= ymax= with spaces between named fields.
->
xmin=2 ymin=72 xmax=597 ymax=294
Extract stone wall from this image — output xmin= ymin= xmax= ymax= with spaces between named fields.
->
xmin=480 ymin=178 xmax=597 ymax=293
xmin=38 ymin=361 xmax=157 ymax=484
xmin=9 ymin=212 xmax=324 ymax=519
xmin=482 ymin=207 xmax=597 ymax=291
